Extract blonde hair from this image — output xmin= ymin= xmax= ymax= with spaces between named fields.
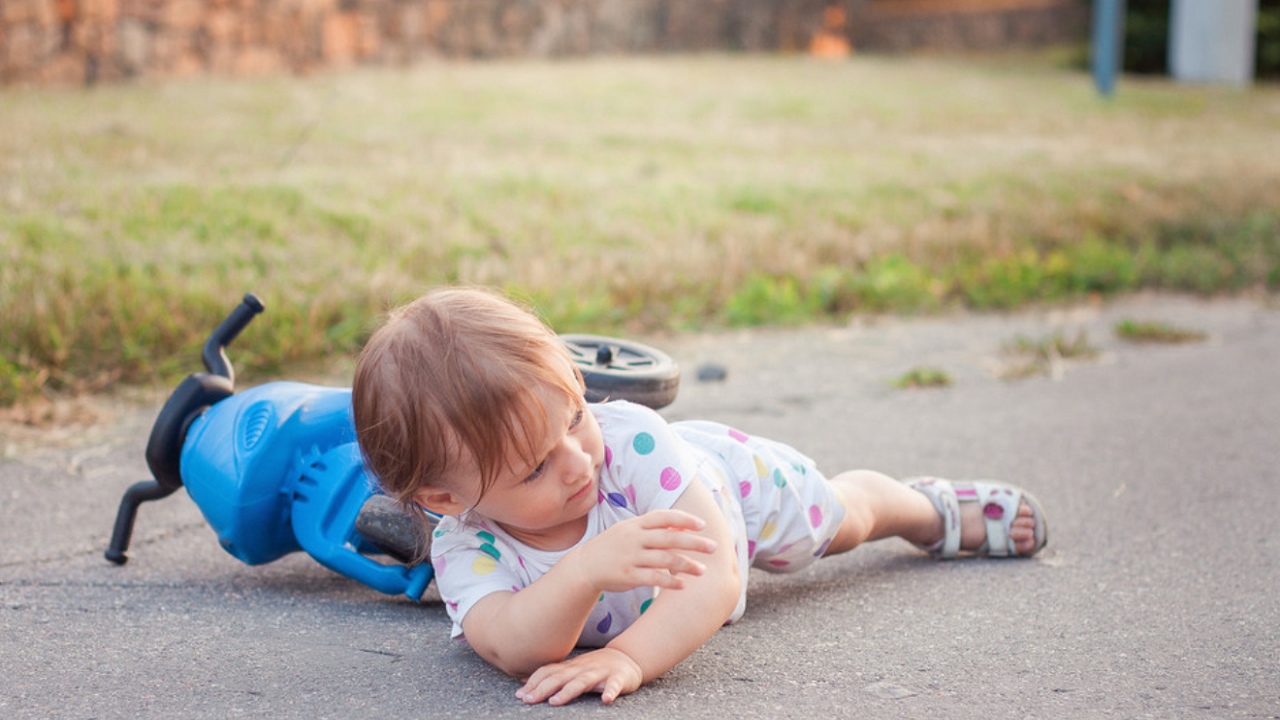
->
xmin=352 ymin=288 xmax=584 ymax=556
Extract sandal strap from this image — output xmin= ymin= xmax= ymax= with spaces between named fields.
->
xmin=908 ymin=478 xmax=1040 ymax=559
xmin=956 ymin=481 xmax=1024 ymax=557
xmin=907 ymin=478 xmax=962 ymax=558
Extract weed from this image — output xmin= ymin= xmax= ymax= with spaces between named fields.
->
xmin=892 ymin=367 xmax=953 ymax=389
xmin=1114 ymin=319 xmax=1207 ymax=344
xmin=1001 ymin=330 xmax=1099 ymax=379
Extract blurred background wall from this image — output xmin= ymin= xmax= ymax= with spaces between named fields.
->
xmin=0 ymin=0 xmax=1087 ymax=85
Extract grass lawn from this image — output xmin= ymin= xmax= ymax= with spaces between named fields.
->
xmin=2 ymin=51 xmax=1278 ymax=404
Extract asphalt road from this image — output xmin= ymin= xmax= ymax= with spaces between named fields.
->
xmin=2 ymin=293 xmax=1277 ymax=719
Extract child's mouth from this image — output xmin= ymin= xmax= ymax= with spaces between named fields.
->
xmin=568 ymin=479 xmax=594 ymax=502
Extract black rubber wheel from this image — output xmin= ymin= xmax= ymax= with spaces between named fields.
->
xmin=561 ymin=334 xmax=680 ymax=410
xmin=355 ymin=494 xmax=427 ymax=566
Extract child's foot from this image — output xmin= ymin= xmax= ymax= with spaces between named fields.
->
xmin=906 ymin=478 xmax=1048 ymax=559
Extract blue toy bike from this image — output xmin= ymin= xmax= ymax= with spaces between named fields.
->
xmin=105 ymin=293 xmax=680 ymax=600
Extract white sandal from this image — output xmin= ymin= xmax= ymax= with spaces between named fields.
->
xmin=906 ymin=478 xmax=1048 ymax=558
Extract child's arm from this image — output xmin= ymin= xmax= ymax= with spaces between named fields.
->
xmin=515 ymin=480 xmax=742 ymax=705
xmin=458 ymin=506 xmax=722 ymax=678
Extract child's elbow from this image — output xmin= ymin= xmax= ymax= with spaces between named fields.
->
xmin=708 ymin=554 xmax=743 ymax=622
xmin=480 ymin=642 xmax=568 ymax=680
xmin=464 ymin=617 xmax=575 ymax=679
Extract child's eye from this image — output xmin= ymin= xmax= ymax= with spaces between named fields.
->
xmin=523 ymin=460 xmax=546 ymax=484
xmin=569 ymin=407 xmax=585 ymax=430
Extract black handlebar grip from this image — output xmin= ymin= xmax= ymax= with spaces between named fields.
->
xmin=201 ymin=293 xmax=265 ymax=384
xmin=104 ymin=479 xmax=181 ymax=565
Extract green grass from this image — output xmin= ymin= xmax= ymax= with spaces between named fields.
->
xmin=3 ymin=53 xmax=1279 ymax=405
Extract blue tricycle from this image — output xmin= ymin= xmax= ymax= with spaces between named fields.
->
xmin=105 ymin=293 xmax=680 ymax=600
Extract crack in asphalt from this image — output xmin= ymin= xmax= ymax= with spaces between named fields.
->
xmin=0 ymin=521 xmax=207 ymax=569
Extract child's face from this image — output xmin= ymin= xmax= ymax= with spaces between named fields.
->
xmin=441 ymin=371 xmax=606 ymax=550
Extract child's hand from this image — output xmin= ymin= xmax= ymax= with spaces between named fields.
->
xmin=570 ymin=509 xmax=716 ymax=594
xmin=515 ymin=647 xmax=643 ymax=705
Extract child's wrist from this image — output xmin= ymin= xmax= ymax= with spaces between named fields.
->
xmin=557 ymin=543 xmax=608 ymax=596
xmin=599 ymin=645 xmax=644 ymax=677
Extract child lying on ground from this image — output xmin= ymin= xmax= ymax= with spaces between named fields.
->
xmin=351 ymin=287 xmax=1047 ymax=706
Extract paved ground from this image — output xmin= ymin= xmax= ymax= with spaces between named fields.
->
xmin=2 ymin=292 xmax=1278 ymax=719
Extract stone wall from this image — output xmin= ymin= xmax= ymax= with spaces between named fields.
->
xmin=0 ymin=0 xmax=1087 ymax=85
xmin=855 ymin=0 xmax=1089 ymax=52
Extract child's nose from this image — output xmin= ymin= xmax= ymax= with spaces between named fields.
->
xmin=560 ymin=437 xmax=592 ymax=482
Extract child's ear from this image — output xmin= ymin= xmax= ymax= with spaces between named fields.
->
xmin=414 ymin=488 xmax=468 ymax=516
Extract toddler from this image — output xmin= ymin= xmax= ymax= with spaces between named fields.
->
xmin=352 ymin=287 xmax=1047 ymax=706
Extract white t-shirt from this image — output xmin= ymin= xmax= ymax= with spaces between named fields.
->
xmin=429 ymin=401 xmax=843 ymax=646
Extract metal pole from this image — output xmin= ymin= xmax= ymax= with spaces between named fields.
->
xmin=1091 ymin=0 xmax=1126 ymax=97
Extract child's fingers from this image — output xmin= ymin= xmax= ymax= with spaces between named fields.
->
xmin=601 ymin=675 xmax=626 ymax=704
xmin=615 ymin=557 xmax=704 ymax=591
xmin=517 ymin=667 xmax=566 ymax=704
xmin=637 ymin=509 xmax=706 ymax=532
xmin=638 ymin=564 xmax=702 ymax=590
xmin=519 ymin=664 xmax=604 ymax=706
xmin=633 ymin=512 xmax=717 ymax=554
xmin=645 ymin=528 xmax=717 ymax=554
xmin=638 ymin=550 xmax=707 ymax=578
xmin=547 ymin=676 xmax=595 ymax=706
xmin=519 ymin=649 xmax=641 ymax=706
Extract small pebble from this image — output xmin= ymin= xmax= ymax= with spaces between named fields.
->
xmin=696 ymin=363 xmax=728 ymax=382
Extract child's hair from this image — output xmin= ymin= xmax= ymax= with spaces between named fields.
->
xmin=352 ymin=287 xmax=584 ymax=549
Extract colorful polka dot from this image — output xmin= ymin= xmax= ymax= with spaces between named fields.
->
xmin=747 ymin=540 xmax=757 ymax=558
xmin=773 ymin=468 xmax=787 ymax=488
xmin=739 ymin=480 xmax=752 ymax=498
xmin=640 ymin=598 xmax=653 ymax=615
xmin=768 ymin=558 xmax=790 ymax=568
xmin=607 ymin=492 xmax=628 ymax=508
xmin=753 ymin=456 xmax=768 ymax=478
xmin=472 ymin=555 xmax=497 ymax=575
xmin=760 ymin=521 xmax=777 ymax=540
xmin=660 ymin=467 xmax=682 ymax=491
xmin=633 ymin=432 xmax=655 ymax=455
xmin=808 ymin=505 xmax=823 ymax=528
xmin=624 ymin=484 xmax=637 ymax=506
xmin=814 ymin=538 xmax=832 ymax=557
xmin=479 ymin=543 xmax=500 ymax=560
xmin=604 ymin=446 xmax=613 ymax=467
xmin=597 ymin=613 xmax=613 ymax=634
xmin=728 ymin=428 xmax=749 ymax=443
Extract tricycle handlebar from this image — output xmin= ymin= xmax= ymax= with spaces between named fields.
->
xmin=202 ymin=293 xmax=265 ymax=384
xmin=105 ymin=292 xmax=264 ymax=565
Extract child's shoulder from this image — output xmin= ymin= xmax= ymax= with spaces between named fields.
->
xmin=590 ymin=398 xmax=654 ymax=417
xmin=590 ymin=399 xmax=666 ymax=430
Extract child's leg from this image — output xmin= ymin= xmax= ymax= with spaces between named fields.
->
xmin=822 ymin=470 xmax=1041 ymax=557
